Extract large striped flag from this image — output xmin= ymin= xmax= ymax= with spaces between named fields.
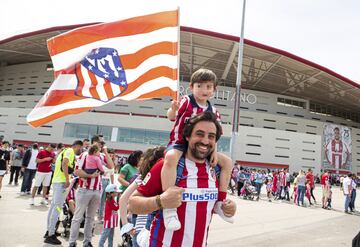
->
xmin=27 ymin=9 xmax=179 ymax=127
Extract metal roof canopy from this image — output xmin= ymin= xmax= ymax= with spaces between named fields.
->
xmin=0 ymin=24 xmax=359 ymax=115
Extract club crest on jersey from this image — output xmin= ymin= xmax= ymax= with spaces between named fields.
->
xmin=209 ymin=167 xmax=216 ymax=181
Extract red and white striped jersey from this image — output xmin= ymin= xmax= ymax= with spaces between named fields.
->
xmin=103 ymin=199 xmax=119 ymax=228
xmin=76 ymin=152 xmax=108 ymax=191
xmin=279 ymin=172 xmax=286 ymax=187
xmin=67 ymin=187 xmax=75 ymax=202
xmin=168 ymin=94 xmax=221 ymax=146
xmin=137 ymin=158 xmax=218 ymax=247
xmin=325 ymin=140 xmax=349 ymax=170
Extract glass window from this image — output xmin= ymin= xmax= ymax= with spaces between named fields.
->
xmin=217 ymin=137 xmax=230 ymax=152
xmin=97 ymin=126 xmax=112 ymax=141
xmin=117 ymin=127 xmax=169 ymax=146
xmin=277 ymin=97 xmax=306 ymax=109
xmin=64 ymin=123 xmax=111 ymax=140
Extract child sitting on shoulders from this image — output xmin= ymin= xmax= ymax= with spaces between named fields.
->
xmin=161 ymin=69 xmax=233 ymax=231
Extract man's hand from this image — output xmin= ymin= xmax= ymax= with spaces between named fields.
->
xmin=221 ymin=199 xmax=236 ymax=217
xmin=45 ymin=157 xmax=53 ymax=161
xmin=21 ymin=166 xmax=25 ymax=172
xmin=160 ymin=186 xmax=185 ymax=209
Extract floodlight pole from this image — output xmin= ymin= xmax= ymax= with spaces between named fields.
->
xmin=230 ymin=0 xmax=246 ymax=163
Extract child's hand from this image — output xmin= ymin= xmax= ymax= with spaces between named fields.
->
xmin=171 ymin=100 xmax=179 ymax=112
xmin=210 ymin=152 xmax=218 ymax=167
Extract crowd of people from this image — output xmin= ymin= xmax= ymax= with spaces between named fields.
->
xmin=0 ymin=67 xmax=358 ymax=247
xmin=230 ymin=165 xmax=358 ymax=213
xmin=0 ymin=69 xmax=238 ymax=247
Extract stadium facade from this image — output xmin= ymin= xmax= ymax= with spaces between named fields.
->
xmin=0 ymin=25 xmax=360 ymax=176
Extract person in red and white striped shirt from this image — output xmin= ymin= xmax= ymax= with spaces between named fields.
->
xmin=68 ymin=135 xmax=114 ymax=247
xmin=325 ymin=127 xmax=350 ymax=170
xmin=98 ymin=184 xmax=120 ymax=247
xmin=162 ymin=69 xmax=233 ymax=231
xmin=129 ymin=112 xmax=236 ymax=247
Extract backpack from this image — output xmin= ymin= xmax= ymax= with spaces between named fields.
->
xmin=59 ymin=148 xmax=75 ymax=174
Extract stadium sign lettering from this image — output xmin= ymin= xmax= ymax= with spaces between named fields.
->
xmin=179 ymin=86 xmax=257 ymax=105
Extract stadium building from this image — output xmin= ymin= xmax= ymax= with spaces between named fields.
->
xmin=0 ymin=25 xmax=359 ymax=176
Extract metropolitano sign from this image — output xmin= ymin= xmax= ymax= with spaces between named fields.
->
xmin=179 ymin=83 xmax=257 ymax=105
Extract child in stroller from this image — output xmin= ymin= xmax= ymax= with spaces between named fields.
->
xmin=240 ymin=179 xmax=257 ymax=200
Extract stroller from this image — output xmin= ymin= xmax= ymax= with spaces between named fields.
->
xmin=119 ymin=222 xmax=134 ymax=247
xmin=119 ymin=233 xmax=133 ymax=247
xmin=55 ymin=202 xmax=86 ymax=237
xmin=240 ymin=179 xmax=257 ymax=200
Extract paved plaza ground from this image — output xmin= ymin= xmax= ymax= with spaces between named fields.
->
xmin=0 ymin=175 xmax=359 ymax=247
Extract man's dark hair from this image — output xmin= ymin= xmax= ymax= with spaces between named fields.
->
xmin=128 ymin=150 xmax=143 ymax=167
xmin=334 ymin=127 xmax=340 ymax=132
xmin=57 ymin=143 xmax=64 ymax=149
xmin=72 ymin=140 xmax=83 ymax=147
xmin=348 ymin=173 xmax=353 ymax=177
xmin=17 ymin=144 xmax=24 ymax=148
xmin=32 ymin=143 xmax=38 ymax=149
xmin=182 ymin=112 xmax=222 ymax=142
xmin=91 ymin=135 xmax=102 ymax=144
xmin=83 ymin=138 xmax=90 ymax=142
xmin=49 ymin=143 xmax=57 ymax=149
xmin=190 ymin=68 xmax=217 ymax=87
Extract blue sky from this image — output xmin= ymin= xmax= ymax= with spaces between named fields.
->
xmin=1 ymin=0 xmax=359 ymax=82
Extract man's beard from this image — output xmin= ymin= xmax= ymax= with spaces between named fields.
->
xmin=189 ymin=142 xmax=214 ymax=161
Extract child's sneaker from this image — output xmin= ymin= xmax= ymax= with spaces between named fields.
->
xmin=163 ymin=208 xmax=181 ymax=231
xmin=214 ymin=201 xmax=234 ymax=223
xmin=30 ymin=198 xmax=35 ymax=205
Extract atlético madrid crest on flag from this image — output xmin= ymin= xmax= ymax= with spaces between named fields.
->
xmin=75 ymin=47 xmax=128 ymax=102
